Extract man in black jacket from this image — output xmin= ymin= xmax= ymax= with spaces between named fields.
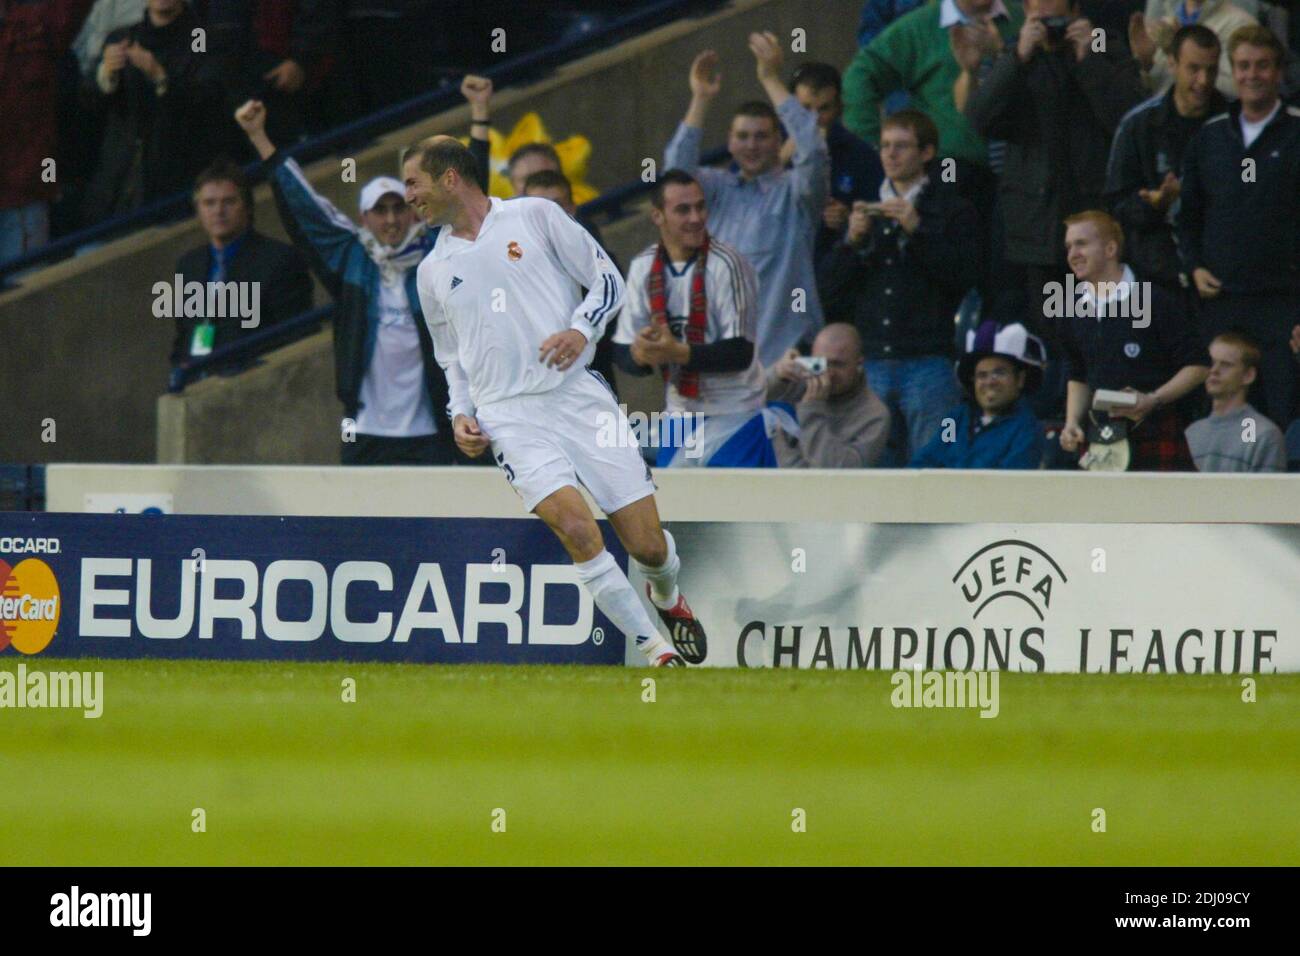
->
xmin=1105 ymin=24 xmax=1226 ymax=297
xmin=170 ymin=160 xmax=313 ymax=369
xmin=1178 ymin=24 xmax=1300 ymax=429
xmin=205 ymin=0 xmax=340 ymax=153
xmin=1058 ymin=210 xmax=1208 ymax=471
xmin=82 ymin=0 xmax=224 ymax=226
xmin=817 ymin=109 xmax=979 ymax=465
xmin=965 ymin=0 xmax=1144 ymax=362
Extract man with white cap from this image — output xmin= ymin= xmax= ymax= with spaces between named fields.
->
xmin=234 ymin=76 xmax=492 ymax=464
xmin=909 ymin=320 xmax=1046 ymax=468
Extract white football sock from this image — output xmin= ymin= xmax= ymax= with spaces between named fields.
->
xmin=634 ymin=529 xmax=681 ymax=610
xmin=574 ymin=550 xmax=671 ymax=661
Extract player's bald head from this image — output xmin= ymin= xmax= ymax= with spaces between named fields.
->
xmin=813 ymin=323 xmax=862 ymax=360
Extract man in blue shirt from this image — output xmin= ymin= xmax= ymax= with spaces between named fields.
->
xmin=910 ymin=320 xmax=1046 ymax=468
xmin=665 ymin=31 xmax=829 ymax=367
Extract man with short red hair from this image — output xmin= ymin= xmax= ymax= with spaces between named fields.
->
xmin=1058 ymin=210 xmax=1208 ymax=470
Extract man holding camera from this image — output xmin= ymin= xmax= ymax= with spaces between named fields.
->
xmin=766 ymin=324 xmax=892 ymax=468
xmin=965 ymin=0 xmax=1144 ymax=412
xmin=816 ymin=109 xmax=979 ymax=465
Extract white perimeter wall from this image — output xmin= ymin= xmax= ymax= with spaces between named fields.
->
xmin=45 ymin=465 xmax=1300 ymax=523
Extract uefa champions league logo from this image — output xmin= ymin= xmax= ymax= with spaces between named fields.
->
xmin=951 ymin=540 xmax=1068 ymax=622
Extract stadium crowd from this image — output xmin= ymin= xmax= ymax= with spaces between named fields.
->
xmin=6 ymin=0 xmax=1300 ymax=472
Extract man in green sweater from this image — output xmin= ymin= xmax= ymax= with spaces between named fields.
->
xmin=843 ymin=0 xmax=1024 ymax=290
xmin=844 ymin=0 xmax=1022 ymax=164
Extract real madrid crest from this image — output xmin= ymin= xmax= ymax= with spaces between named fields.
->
xmin=507 ymin=241 xmax=523 ymax=261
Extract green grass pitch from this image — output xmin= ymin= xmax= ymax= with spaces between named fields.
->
xmin=3 ymin=660 xmax=1297 ymax=866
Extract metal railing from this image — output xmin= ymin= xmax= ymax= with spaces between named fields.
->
xmin=580 ymin=146 xmax=731 ymax=223
xmin=0 ymin=465 xmax=44 ymax=512
xmin=168 ymin=304 xmax=334 ymax=392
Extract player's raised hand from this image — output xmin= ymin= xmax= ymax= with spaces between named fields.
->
xmin=453 ymin=415 xmax=491 ymax=458
xmin=234 ymin=99 xmax=267 ymax=136
xmin=690 ymin=50 xmax=722 ymax=100
xmin=539 ymin=329 xmax=589 ymax=372
xmin=748 ymin=31 xmax=783 ymax=83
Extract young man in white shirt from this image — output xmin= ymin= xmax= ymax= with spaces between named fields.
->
xmin=614 ymin=169 xmax=774 ymax=467
xmin=404 ymin=139 xmax=708 ymax=666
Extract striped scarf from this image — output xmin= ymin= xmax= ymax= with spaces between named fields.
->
xmin=358 ymin=222 xmax=428 ymax=287
xmin=648 ymin=235 xmax=709 ymax=399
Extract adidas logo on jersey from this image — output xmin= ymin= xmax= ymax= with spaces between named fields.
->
xmin=450 ymin=276 xmax=463 ymax=289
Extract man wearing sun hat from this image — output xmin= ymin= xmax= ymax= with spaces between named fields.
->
xmin=909 ymin=320 xmax=1046 ymax=468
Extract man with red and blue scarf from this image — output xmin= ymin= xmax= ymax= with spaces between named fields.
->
xmin=614 ymin=169 xmax=780 ymax=467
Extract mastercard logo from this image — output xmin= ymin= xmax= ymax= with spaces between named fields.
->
xmin=0 ymin=558 xmax=61 ymax=655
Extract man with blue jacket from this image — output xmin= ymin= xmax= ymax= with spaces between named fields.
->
xmin=234 ymin=77 xmax=491 ymax=464
xmin=910 ymin=321 xmax=1045 ymax=469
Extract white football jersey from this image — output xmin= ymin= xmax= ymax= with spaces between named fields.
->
xmin=616 ymin=238 xmax=765 ymax=416
xmin=416 ymin=197 xmax=624 ymax=419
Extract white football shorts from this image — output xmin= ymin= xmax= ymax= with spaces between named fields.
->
xmin=475 ymin=369 xmax=656 ymax=514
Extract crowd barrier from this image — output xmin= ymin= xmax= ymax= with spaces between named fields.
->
xmin=0 ymin=466 xmax=1290 ymax=670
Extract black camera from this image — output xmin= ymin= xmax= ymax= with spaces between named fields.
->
xmin=1041 ymin=15 xmax=1074 ymax=43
